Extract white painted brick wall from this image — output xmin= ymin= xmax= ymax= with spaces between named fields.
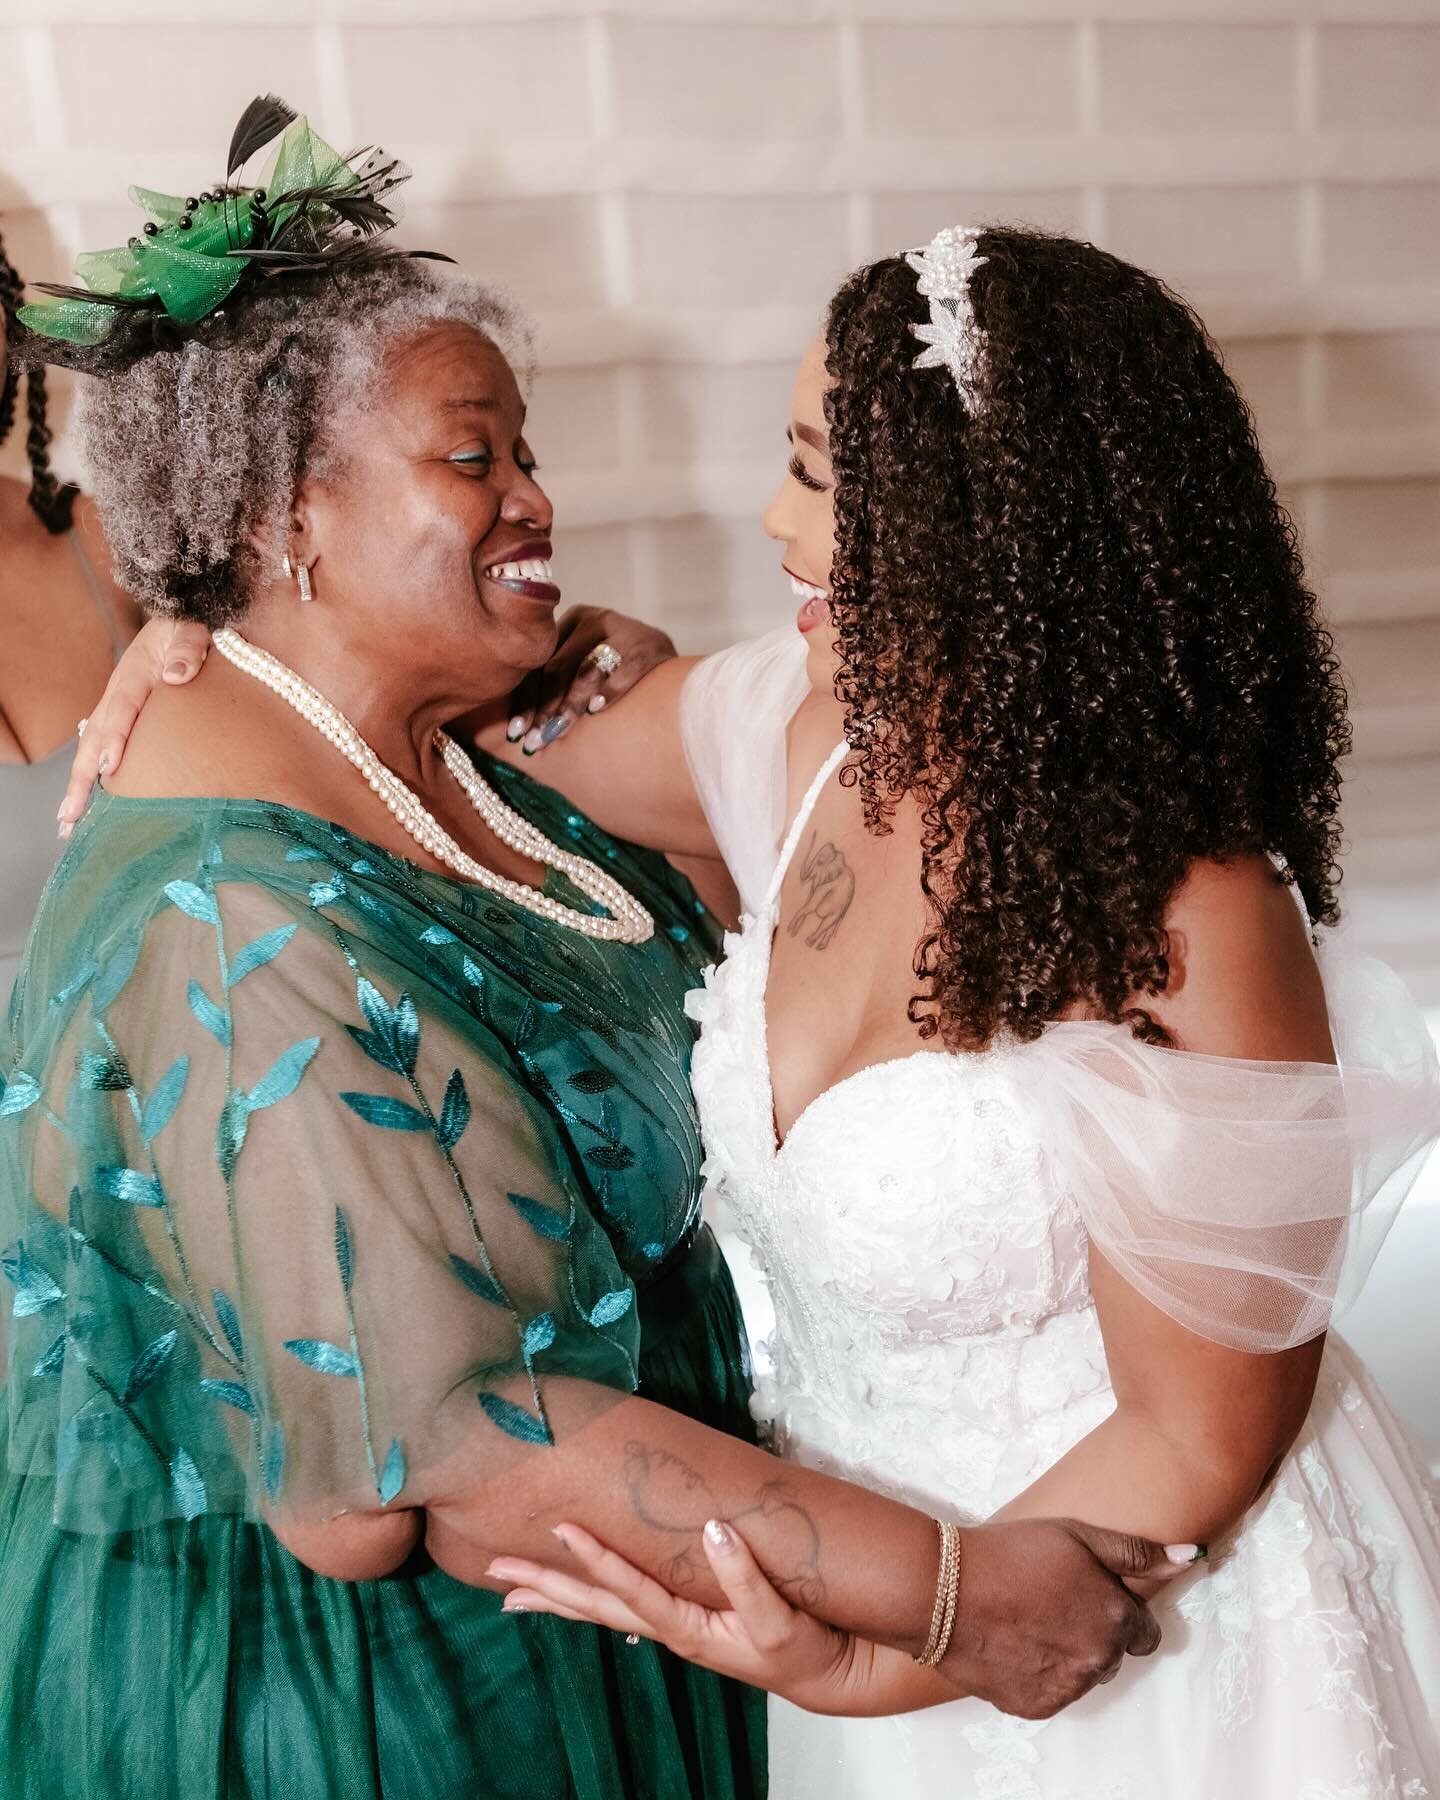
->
xmin=2 ymin=0 xmax=1438 ymax=993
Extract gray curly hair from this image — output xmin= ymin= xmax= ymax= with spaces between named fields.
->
xmin=77 ymin=260 xmax=530 ymax=624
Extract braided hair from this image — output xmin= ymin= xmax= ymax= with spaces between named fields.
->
xmin=0 ymin=229 xmax=79 ymax=534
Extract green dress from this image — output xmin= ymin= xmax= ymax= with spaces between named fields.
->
xmin=0 ymin=757 xmax=766 ymax=1800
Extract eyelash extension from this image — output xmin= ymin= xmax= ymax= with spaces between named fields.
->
xmin=788 ymin=453 xmax=827 ymax=494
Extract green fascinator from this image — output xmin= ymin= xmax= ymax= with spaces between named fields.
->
xmin=18 ymin=95 xmax=447 ymax=368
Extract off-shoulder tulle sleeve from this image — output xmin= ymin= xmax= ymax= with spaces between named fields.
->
xmin=1015 ymin=929 xmax=1440 ymax=1351
xmin=7 ymin=869 xmax=641 ymax=1534
xmin=679 ymin=629 xmax=812 ymax=915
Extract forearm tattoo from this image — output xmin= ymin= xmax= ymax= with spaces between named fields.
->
xmin=623 ymin=1441 xmax=825 ymax=1607
xmin=786 ymin=832 xmax=855 ymax=951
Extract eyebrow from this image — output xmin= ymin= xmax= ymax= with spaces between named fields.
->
xmin=440 ymin=397 xmax=501 ymax=415
xmin=788 ymin=422 xmax=831 ymax=456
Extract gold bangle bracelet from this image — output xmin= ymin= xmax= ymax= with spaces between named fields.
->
xmin=915 ymin=1519 xmax=963 ymax=1668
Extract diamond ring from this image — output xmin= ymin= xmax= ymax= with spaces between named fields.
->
xmin=624 ymin=1633 xmax=640 ymax=1646
xmin=586 ymin=642 xmax=623 ymax=678
xmin=76 ymin=717 xmax=90 ymax=738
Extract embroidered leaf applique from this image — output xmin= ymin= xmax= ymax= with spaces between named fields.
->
xmin=283 ymin=1338 xmax=360 ymax=1378
xmin=0 ymin=1073 xmax=41 ymax=1119
xmin=187 ymin=979 xmax=231 ymax=1046
xmin=170 ymin=1448 xmax=208 ymax=1521
xmin=449 ymin=1254 xmax=506 ymax=1307
xmin=478 ymin=1392 xmax=551 ymax=1446
xmin=339 ymin=1093 xmax=430 ymax=1132
xmin=587 ymin=1289 xmax=634 ymax=1328
xmin=141 ymin=1056 xmax=189 ymax=1143
xmin=506 ymin=1192 xmax=571 ymax=1242
xmin=92 ymin=930 xmax=142 ymax=1010
xmin=77 ymin=1050 xmax=132 ymax=1091
xmin=32 ymin=1332 xmax=67 ymax=1378
xmin=123 ymin=1329 xmax=178 ymax=1401
xmin=522 ymin=1312 xmax=557 ymax=1357
xmin=95 ymin=1166 xmax=164 ymax=1208
xmin=262 ymin=1421 xmax=286 ymax=1500
xmin=200 ymin=1378 xmax=255 ymax=1415
xmin=227 ymin=924 xmax=296 ymax=986
xmin=212 ymin=1288 xmax=244 ymax=1360
xmin=165 ymin=880 xmax=219 ymax=925
xmin=216 ymin=1091 xmax=250 ymax=1179
xmin=438 ymin=1068 xmax=470 ymax=1151
xmin=585 ymin=1144 xmax=635 ymax=1172
xmin=568 ymin=1068 xmax=616 ymax=1095
xmin=334 ymin=1205 xmax=354 ymax=1294
xmin=285 ymin=844 xmax=326 ymax=863
xmin=247 ymin=1037 xmax=320 ymax=1111
xmin=379 ymin=1438 xmax=406 ymax=1505
xmin=419 ymin=924 xmax=457 ymax=946
xmin=2 ymin=1245 xmax=64 ymax=1316
xmin=308 ymin=875 xmax=347 ymax=908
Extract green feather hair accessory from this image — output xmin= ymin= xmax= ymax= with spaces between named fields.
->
xmin=17 ymin=95 xmax=449 ymax=368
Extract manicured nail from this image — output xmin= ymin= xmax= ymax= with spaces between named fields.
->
xmin=540 ymin=716 xmax=569 ymax=746
xmin=57 ymin=821 xmax=73 ymax=842
xmin=164 ymin=660 xmax=190 ymax=681
xmin=587 ymin=695 xmax=607 ymax=714
xmin=503 ymin=1599 xmax=530 ymax=1614
xmin=96 ymin=752 xmax=111 ymax=775
xmin=507 ymin=716 xmax=526 ymax=741
xmin=1166 ymin=1544 xmax=1206 ymax=1565
xmin=703 ymin=1519 xmax=735 ymax=1554
xmin=522 ymin=728 xmax=543 ymax=756
xmin=550 ymin=1524 xmax=572 ymax=1549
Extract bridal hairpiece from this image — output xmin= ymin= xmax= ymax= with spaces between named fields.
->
xmin=904 ymin=225 xmax=988 ymax=414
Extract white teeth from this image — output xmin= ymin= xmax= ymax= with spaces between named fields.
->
xmin=488 ymin=558 xmax=554 ymax=583
xmin=788 ymin=574 xmax=828 ymax=601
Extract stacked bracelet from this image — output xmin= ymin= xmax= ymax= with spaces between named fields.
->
xmin=914 ymin=1519 xmax=963 ymax=1667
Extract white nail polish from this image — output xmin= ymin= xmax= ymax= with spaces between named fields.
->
xmin=587 ymin=695 xmax=607 ymax=714
xmin=507 ymin=717 xmax=525 ymax=741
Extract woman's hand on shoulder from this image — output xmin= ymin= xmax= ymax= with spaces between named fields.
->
xmin=59 ymin=617 xmax=211 ymax=834
xmin=502 ymin=605 xmax=678 ymax=756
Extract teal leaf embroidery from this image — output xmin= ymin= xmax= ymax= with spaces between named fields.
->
xmin=227 ymin=924 xmax=296 ymax=986
xmin=56 ymin=1415 xmax=82 ymax=1480
xmin=32 ymin=1332 xmax=67 ymax=1378
xmin=344 ymin=1027 xmax=397 ymax=1071
xmin=263 ymin=1421 xmax=286 ymax=1500
xmin=187 ymin=979 xmax=231 ymax=1046
xmin=339 ymin=1093 xmax=429 ymax=1132
xmin=477 ymin=1392 xmax=551 ymax=1446
xmin=165 ymin=880 xmax=219 ymax=925
xmin=379 ymin=1438 xmax=406 ymax=1505
xmin=248 ymin=1037 xmax=320 ymax=1111
xmin=141 ymin=1056 xmax=189 ymax=1142
xmin=200 ymin=1378 xmax=255 ymax=1415
xmin=522 ymin=1312 xmax=556 ymax=1357
xmin=392 ymin=995 xmax=420 ymax=1076
xmin=568 ymin=1068 xmax=616 ymax=1095
xmin=587 ymin=1289 xmax=635 ymax=1328
xmin=92 ymin=931 xmax=142 ymax=1010
xmin=170 ymin=1448 xmax=208 ymax=1521
xmin=438 ymin=1069 xmax=470 ymax=1152
xmin=2 ymin=1245 xmax=64 ymax=1316
xmin=354 ymin=979 xmax=419 ymax=1076
xmin=212 ymin=1288 xmax=244 ymax=1360
xmin=461 ymin=956 xmax=485 ymax=989
xmin=95 ymin=1166 xmax=164 ymax=1207
xmin=283 ymin=1338 xmax=360 ymax=1377
xmin=285 ymin=845 xmax=326 ymax=863
xmin=205 ymin=842 xmax=224 ymax=867
xmin=0 ymin=1073 xmax=41 ymax=1119
xmin=308 ymin=875 xmax=347 ymax=908
xmin=216 ymin=1091 xmax=250 ymax=1180
xmin=449 ymin=1254 xmax=506 ymax=1307
xmin=585 ymin=1144 xmax=635 ymax=1172
xmin=419 ymin=924 xmax=457 ymax=946
xmin=506 ymin=1192 xmax=571 ymax=1242
xmin=334 ymin=1205 xmax=354 ymax=1294
xmin=77 ymin=1051 xmax=132 ymax=1091
xmin=123 ymin=1329 xmax=178 ymax=1401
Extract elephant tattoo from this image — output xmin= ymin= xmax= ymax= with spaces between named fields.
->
xmin=787 ymin=831 xmax=856 ymax=951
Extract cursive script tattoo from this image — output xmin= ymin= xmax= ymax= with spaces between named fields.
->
xmin=786 ymin=832 xmax=855 ymax=951
xmin=623 ymin=1441 xmax=826 ymax=1606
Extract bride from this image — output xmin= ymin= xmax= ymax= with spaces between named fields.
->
xmin=73 ymin=224 xmax=1440 ymax=1794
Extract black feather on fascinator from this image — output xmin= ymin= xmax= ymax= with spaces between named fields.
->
xmin=17 ymin=95 xmax=451 ymax=373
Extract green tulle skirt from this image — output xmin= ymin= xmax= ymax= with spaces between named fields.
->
xmin=0 ymin=1237 xmax=766 ymax=1800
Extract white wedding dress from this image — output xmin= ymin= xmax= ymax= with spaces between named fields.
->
xmin=681 ymin=633 xmax=1440 ymax=1800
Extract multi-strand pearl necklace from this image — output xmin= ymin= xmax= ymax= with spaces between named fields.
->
xmin=212 ymin=627 xmax=654 ymax=945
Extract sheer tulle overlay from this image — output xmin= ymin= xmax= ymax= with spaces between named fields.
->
xmin=0 ymin=761 xmax=765 ymax=1799
xmin=684 ymin=632 xmax=1440 ymax=1800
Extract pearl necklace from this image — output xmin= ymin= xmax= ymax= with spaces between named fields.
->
xmin=212 ymin=627 xmax=654 ymax=945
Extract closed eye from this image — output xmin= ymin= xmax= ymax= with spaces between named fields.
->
xmin=788 ymin=453 xmax=827 ymax=494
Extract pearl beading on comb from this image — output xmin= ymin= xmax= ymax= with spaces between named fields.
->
xmin=904 ymin=225 xmax=988 ymax=414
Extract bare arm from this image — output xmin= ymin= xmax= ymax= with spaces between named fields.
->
xmin=996 ymin=855 xmax=1335 ymax=1588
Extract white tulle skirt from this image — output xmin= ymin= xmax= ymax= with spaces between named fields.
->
xmin=768 ymin=1337 xmax=1440 ymax=1800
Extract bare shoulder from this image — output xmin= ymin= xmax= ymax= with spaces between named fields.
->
xmin=1147 ymin=852 xmax=1334 ymax=1063
xmin=783 ymin=689 xmax=846 ymax=816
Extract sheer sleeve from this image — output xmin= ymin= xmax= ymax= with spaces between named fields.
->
xmin=15 ymin=869 xmax=641 ymax=1534
xmin=679 ymin=629 xmax=812 ymax=915
xmin=1017 ymin=931 xmax=1440 ymax=1351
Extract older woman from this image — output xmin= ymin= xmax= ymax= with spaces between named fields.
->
xmin=1 ymin=106 xmax=1173 ymax=1800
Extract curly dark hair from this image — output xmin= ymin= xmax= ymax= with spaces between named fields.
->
xmin=0 ymin=229 xmax=79 ymax=534
xmin=823 ymin=227 xmax=1350 ymax=1050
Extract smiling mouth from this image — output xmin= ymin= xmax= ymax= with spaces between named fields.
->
xmin=786 ymin=570 xmax=829 ymax=602
xmin=483 ymin=553 xmax=561 ymax=603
